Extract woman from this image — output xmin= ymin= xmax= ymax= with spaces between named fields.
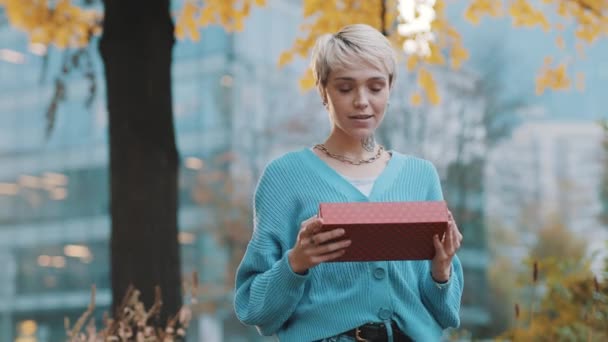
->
xmin=234 ymin=24 xmax=464 ymax=342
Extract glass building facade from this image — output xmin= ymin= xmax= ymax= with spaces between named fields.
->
xmin=0 ymin=0 xmax=308 ymax=340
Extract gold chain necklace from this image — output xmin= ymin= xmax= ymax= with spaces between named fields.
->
xmin=314 ymin=144 xmax=384 ymax=166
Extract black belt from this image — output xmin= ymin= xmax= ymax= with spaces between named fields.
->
xmin=341 ymin=321 xmax=413 ymax=342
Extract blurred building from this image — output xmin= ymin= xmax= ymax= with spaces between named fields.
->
xmin=486 ymin=120 xmax=608 ymax=271
xmin=0 ymin=1 xmax=305 ymax=341
xmin=380 ymin=66 xmax=493 ymax=334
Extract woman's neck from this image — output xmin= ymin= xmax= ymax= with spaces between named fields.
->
xmin=322 ymin=131 xmax=379 ymax=160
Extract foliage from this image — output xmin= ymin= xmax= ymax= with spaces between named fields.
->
xmin=278 ymin=0 xmax=467 ymax=105
xmin=499 ymin=257 xmax=608 ymax=341
xmin=280 ymin=0 xmax=606 ymax=104
xmin=0 ymin=0 xmax=101 ymax=48
xmin=0 ymin=0 xmax=605 ymax=109
xmin=65 ymin=282 xmax=195 ymax=341
xmin=465 ymin=0 xmax=606 ymax=95
xmin=484 ymin=214 xmax=608 ymax=340
xmin=528 ymin=217 xmax=587 ymax=263
xmin=175 ymin=0 xmax=266 ymax=40
xmin=481 ymin=208 xmax=600 ymax=338
xmin=0 ymin=1 xmax=100 ymax=136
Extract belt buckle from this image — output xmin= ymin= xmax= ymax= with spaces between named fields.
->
xmin=355 ymin=327 xmax=370 ymax=342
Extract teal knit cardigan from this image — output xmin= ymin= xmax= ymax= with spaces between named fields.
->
xmin=234 ymin=149 xmax=463 ymax=341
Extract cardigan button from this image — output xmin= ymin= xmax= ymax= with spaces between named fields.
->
xmin=373 ymin=267 xmax=386 ymax=280
xmin=378 ymin=308 xmax=392 ymax=320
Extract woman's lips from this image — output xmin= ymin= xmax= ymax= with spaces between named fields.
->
xmin=349 ymin=115 xmax=373 ymax=120
xmin=349 ymin=115 xmax=374 ymax=127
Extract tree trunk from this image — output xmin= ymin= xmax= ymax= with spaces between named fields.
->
xmin=99 ymin=0 xmax=181 ymax=323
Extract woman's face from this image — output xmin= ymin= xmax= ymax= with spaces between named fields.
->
xmin=323 ymin=64 xmax=391 ymax=140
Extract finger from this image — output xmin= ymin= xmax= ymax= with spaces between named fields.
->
xmin=307 ymin=217 xmax=325 ymax=235
xmin=443 ymin=224 xmax=454 ymax=254
xmin=311 ymin=239 xmax=351 ymax=255
xmin=301 ymin=216 xmax=322 ymax=231
xmin=300 ymin=229 xmax=318 ymax=246
xmin=300 ymin=216 xmax=315 ymax=230
xmin=452 ymin=222 xmax=462 ymax=247
xmin=433 ymin=234 xmax=446 ymax=258
xmin=313 ymin=228 xmax=345 ymax=245
xmin=456 ymin=225 xmax=463 ymax=243
xmin=451 ymin=223 xmax=460 ymax=251
xmin=312 ymin=249 xmax=347 ymax=264
xmin=308 ymin=236 xmax=316 ymax=247
xmin=447 ymin=212 xmax=462 ymax=240
xmin=309 ymin=219 xmax=324 ymax=236
xmin=299 ymin=235 xmax=314 ymax=248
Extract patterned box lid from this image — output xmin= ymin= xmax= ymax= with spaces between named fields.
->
xmin=318 ymin=201 xmax=448 ymax=224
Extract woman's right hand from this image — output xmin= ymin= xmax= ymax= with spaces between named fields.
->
xmin=288 ymin=216 xmax=352 ymax=274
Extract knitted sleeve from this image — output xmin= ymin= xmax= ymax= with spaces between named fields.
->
xmin=233 ymin=160 xmax=309 ymax=335
xmin=419 ymin=161 xmax=464 ymax=328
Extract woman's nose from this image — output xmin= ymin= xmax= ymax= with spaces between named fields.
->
xmin=353 ymin=91 xmax=369 ymax=108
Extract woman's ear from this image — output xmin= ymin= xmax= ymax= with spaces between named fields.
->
xmin=318 ymin=86 xmax=328 ymax=106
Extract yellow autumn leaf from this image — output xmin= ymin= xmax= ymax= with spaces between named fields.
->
xmin=418 ymin=69 xmax=440 ymax=105
xmin=197 ymin=7 xmax=214 ymax=26
xmin=426 ymin=87 xmax=440 ymax=105
xmin=425 ymin=44 xmax=445 ymax=65
xmin=242 ymin=1 xmax=251 ymax=18
xmin=406 ymin=55 xmax=419 ymax=71
xmin=557 ymin=1 xmax=568 ymax=17
xmin=175 ymin=23 xmax=185 ymax=40
xmin=299 ymin=70 xmax=316 ymax=91
xmin=234 ymin=19 xmax=244 ymax=32
xmin=538 ymin=13 xmax=551 ymax=32
xmin=446 ymin=27 xmax=461 ymax=39
xmin=553 ymin=65 xmax=570 ymax=90
xmin=188 ymin=22 xmax=201 ymax=41
xmin=509 ymin=0 xmax=550 ymax=31
xmin=182 ymin=1 xmax=198 ymax=18
xmin=303 ymin=0 xmax=323 ymax=17
xmin=464 ymin=10 xmax=481 ymax=25
xmin=278 ymin=51 xmax=294 ymax=67
xmin=464 ymin=0 xmax=503 ymax=25
xmin=450 ymin=43 xmax=469 ymax=69
xmin=31 ymin=30 xmax=50 ymax=45
xmin=410 ymin=92 xmax=422 ymax=106
xmin=435 ymin=0 xmax=446 ymax=13
xmin=535 ymin=63 xmax=571 ymax=94
xmin=576 ymin=26 xmax=599 ymax=43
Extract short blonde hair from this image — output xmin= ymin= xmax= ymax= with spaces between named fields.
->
xmin=310 ymin=24 xmax=397 ymax=91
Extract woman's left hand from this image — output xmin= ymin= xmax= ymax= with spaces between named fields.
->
xmin=431 ymin=210 xmax=463 ymax=282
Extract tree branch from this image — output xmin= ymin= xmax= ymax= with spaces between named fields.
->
xmin=571 ymin=0 xmax=603 ymax=19
xmin=380 ymin=0 xmax=387 ymax=36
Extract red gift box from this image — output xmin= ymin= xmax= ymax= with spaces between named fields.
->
xmin=318 ymin=201 xmax=448 ymax=262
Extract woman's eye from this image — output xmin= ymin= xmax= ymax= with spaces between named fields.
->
xmin=338 ymin=88 xmax=352 ymax=93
